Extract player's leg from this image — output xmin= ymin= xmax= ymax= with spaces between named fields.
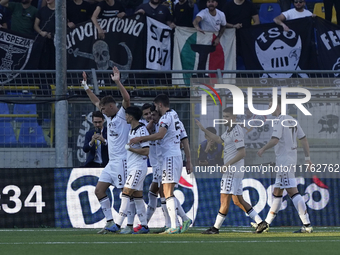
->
xmin=162 ymin=156 xmax=183 ymax=234
xmin=236 ymin=195 xmax=263 ymax=227
xmin=232 ymin=195 xmax=246 ymax=212
xmin=175 ymin=197 xmax=192 ymax=233
xmin=121 ymin=197 xmax=135 ymax=234
xmin=95 ymin=163 xmax=116 ymax=234
xmin=202 ymin=193 xmax=232 ymax=234
xmin=147 ymin=181 xmax=159 ymax=222
xmin=132 ymin=190 xmax=150 ymax=234
xmin=286 ymin=187 xmax=313 ymax=233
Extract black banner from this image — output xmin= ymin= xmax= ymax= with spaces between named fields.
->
xmin=239 ymin=17 xmax=318 ymax=78
xmin=66 ymin=15 xmax=147 ymax=76
xmin=314 ymin=17 xmax=340 ymax=74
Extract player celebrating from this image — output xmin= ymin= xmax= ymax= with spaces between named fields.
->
xmin=130 ymin=94 xmax=192 ymax=234
xmin=256 ymin=97 xmax=313 ymax=233
xmin=196 ymin=107 xmax=264 ymax=234
xmin=81 ymin=67 xmax=130 ymax=234
xmin=106 ymin=106 xmax=150 ymax=234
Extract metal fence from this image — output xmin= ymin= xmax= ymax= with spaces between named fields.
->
xmin=0 ymin=69 xmax=339 ymax=168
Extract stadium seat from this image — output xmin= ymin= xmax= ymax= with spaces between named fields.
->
xmin=259 ymin=3 xmax=282 ymax=24
xmin=0 ymin=120 xmax=17 ymax=146
xmin=18 ymin=120 xmax=47 ymax=147
xmin=13 ymin=103 xmax=37 ymax=122
xmin=313 ymin=3 xmax=337 ymax=24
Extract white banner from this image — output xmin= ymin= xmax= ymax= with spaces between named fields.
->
xmin=146 ymin=17 xmax=172 ymax=70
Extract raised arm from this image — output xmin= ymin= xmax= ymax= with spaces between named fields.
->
xmin=110 ymin=66 xmax=130 ymax=109
xmin=81 ymin=71 xmax=101 ymax=110
xmin=195 ymin=119 xmax=223 ymax=144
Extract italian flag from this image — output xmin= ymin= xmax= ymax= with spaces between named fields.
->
xmin=172 ymin=26 xmax=236 ymax=85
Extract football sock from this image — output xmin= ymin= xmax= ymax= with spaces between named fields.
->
xmin=213 ymin=212 xmax=227 ymax=230
xmin=291 ymin=193 xmax=311 ymax=225
xmin=135 ymin=197 xmax=148 ymax=226
xmin=247 ymin=207 xmax=262 ymax=224
xmin=161 ymin=197 xmax=171 ymax=228
xmin=265 ymin=194 xmax=282 ymax=224
xmin=127 ymin=198 xmax=136 ymax=225
xmin=166 ymin=196 xmax=178 ymax=229
xmin=99 ymin=196 xmax=113 ymax=222
xmin=116 ymin=194 xmax=130 ymax=226
xmin=176 ymin=197 xmax=190 ymax=222
xmin=146 ymin=191 xmax=158 ymax=223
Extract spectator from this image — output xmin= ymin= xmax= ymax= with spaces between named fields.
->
xmin=82 ymin=111 xmax=109 ymax=168
xmin=135 ymin=0 xmax=175 ymax=28
xmin=67 ymin=0 xmax=95 ymax=29
xmin=273 ymin=0 xmax=313 ymax=32
xmin=192 ymin=0 xmax=227 ymax=46
xmin=197 ymin=126 xmax=223 ymax=166
xmin=120 ymin=0 xmax=143 ymax=16
xmin=222 ymin=0 xmax=259 ymax=70
xmin=279 ymin=0 xmax=291 ymax=12
xmin=0 ymin=0 xmax=38 ymax=36
xmin=174 ymin=0 xmax=194 ymax=27
xmin=91 ymin=0 xmax=126 ymax=39
xmin=0 ymin=6 xmax=8 ymax=28
xmin=323 ymin=0 xmax=340 ymax=25
xmin=34 ymin=0 xmax=55 ymax=69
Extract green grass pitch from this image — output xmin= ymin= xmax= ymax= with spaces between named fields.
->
xmin=1 ymin=227 xmax=339 ymax=255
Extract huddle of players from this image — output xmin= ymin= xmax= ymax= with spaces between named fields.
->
xmin=82 ymin=67 xmax=192 ymax=234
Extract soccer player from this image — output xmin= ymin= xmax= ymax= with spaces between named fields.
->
xmin=106 ymin=106 xmax=150 ymax=234
xmin=130 ymin=94 xmax=192 ymax=234
xmin=196 ymin=107 xmax=264 ymax=234
xmin=256 ymin=97 xmax=313 ymax=233
xmin=81 ymin=67 xmax=130 ymax=234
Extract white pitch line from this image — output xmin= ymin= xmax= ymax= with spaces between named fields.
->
xmin=1 ymin=240 xmax=340 ymax=245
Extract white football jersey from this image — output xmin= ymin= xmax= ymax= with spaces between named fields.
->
xmin=271 ymin=115 xmax=305 ymax=166
xmin=178 ymin=120 xmax=188 ymax=140
xmin=127 ymin=123 xmax=150 ymax=169
xmin=158 ymin=109 xmax=182 ymax=157
xmin=221 ymin=124 xmax=245 ymax=165
xmin=104 ymin=107 xmax=130 ymax=161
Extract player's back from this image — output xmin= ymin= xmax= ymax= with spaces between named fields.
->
xmin=159 ymin=109 xmax=181 ymax=157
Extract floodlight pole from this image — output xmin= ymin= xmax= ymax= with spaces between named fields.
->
xmin=55 ymin=0 xmax=68 ymax=167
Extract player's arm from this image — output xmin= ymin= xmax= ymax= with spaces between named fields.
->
xmin=128 ymin=146 xmax=149 ymax=156
xmin=273 ymin=13 xmax=289 ymax=32
xmin=81 ymin=71 xmax=101 ymax=110
xmin=300 ymin=136 xmax=312 ymax=166
xmin=130 ymin=126 xmax=167 ymax=144
xmin=181 ymin=138 xmax=193 ymax=174
xmin=224 ymin=147 xmax=245 ymax=168
xmin=110 ymin=66 xmax=130 ymax=109
xmin=257 ymin=137 xmax=279 ymax=157
xmin=195 ymin=119 xmax=223 ymax=144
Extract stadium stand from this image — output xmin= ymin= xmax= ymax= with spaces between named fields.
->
xmin=18 ymin=120 xmax=47 ymax=147
xmin=259 ymin=3 xmax=282 ymax=23
xmin=313 ymin=3 xmax=337 ymax=24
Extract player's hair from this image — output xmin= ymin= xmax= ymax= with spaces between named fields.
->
xmin=206 ymin=127 xmax=217 ymax=134
xmin=142 ymin=103 xmax=153 ymax=111
xmin=223 ymin=107 xmax=234 ymax=114
xmin=154 ymin=94 xmax=169 ymax=107
xmin=125 ymin=106 xmax=142 ymax=121
xmin=150 ymin=104 xmax=156 ymax=112
xmin=92 ymin=111 xmax=104 ymax=120
xmin=100 ymin=95 xmax=116 ymax=106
